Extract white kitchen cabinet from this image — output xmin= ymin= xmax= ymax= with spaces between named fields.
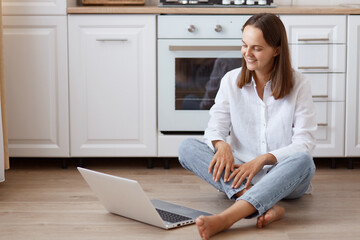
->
xmin=281 ymin=15 xmax=346 ymax=157
xmin=1 ymin=0 xmax=66 ymax=16
xmin=3 ymin=16 xmax=69 ymax=157
xmin=346 ymin=16 xmax=360 ymax=156
xmin=68 ymin=15 xmax=157 ymax=157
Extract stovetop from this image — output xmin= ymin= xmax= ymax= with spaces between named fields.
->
xmin=159 ymin=0 xmax=275 ymax=8
xmin=158 ymin=3 xmax=276 ymax=7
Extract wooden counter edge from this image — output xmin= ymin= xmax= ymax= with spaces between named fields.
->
xmin=67 ymin=5 xmax=360 ymax=15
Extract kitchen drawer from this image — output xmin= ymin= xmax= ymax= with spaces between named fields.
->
xmin=281 ymin=15 xmax=346 ymax=44
xmin=313 ymin=101 xmax=344 ymax=157
xmin=158 ymin=15 xmax=250 ymax=39
xmin=306 ymin=73 xmax=345 ymax=101
xmin=290 ymin=44 xmax=346 ymax=73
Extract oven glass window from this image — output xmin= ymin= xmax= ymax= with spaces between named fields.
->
xmin=175 ymin=58 xmax=242 ymax=110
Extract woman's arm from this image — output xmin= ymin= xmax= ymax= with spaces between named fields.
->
xmin=203 ymin=71 xmax=234 ymax=151
xmin=204 ymin=72 xmax=235 ymax=182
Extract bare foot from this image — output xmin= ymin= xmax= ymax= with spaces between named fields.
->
xmin=256 ymin=205 xmax=285 ymax=228
xmin=196 ymin=215 xmax=231 ymax=240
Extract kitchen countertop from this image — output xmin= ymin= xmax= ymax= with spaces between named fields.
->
xmin=67 ymin=5 xmax=360 ymax=15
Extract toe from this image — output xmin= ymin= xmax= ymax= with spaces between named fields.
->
xmin=256 ymin=215 xmax=264 ymax=228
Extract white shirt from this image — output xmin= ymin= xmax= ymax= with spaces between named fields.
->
xmin=204 ymin=67 xmax=317 ymax=166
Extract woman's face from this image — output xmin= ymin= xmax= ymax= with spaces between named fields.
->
xmin=241 ymin=25 xmax=279 ymax=76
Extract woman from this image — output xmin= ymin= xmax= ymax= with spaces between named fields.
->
xmin=178 ymin=13 xmax=317 ymax=240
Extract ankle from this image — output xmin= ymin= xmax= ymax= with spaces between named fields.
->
xmin=217 ymin=213 xmax=234 ymax=230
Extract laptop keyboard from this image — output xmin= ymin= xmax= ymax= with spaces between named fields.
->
xmin=156 ymin=208 xmax=192 ymax=223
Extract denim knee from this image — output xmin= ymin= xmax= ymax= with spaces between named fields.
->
xmin=293 ymin=152 xmax=315 ymax=170
xmin=178 ymin=138 xmax=199 ymax=167
xmin=178 ymin=138 xmax=197 ymax=157
xmin=282 ymin=152 xmax=316 ymax=199
xmin=284 ymin=152 xmax=316 ymax=180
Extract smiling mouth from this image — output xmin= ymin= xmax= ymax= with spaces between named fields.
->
xmin=246 ymin=58 xmax=257 ymax=63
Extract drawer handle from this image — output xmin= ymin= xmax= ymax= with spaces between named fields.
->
xmin=317 ymin=123 xmax=328 ymax=127
xmin=297 ymin=38 xmax=330 ymax=42
xmin=312 ymin=95 xmax=328 ymax=98
xmin=96 ymin=39 xmax=128 ymax=42
xmin=169 ymin=46 xmax=242 ymax=51
xmin=298 ymin=66 xmax=329 ymax=70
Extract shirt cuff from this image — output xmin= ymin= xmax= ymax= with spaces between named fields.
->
xmin=203 ymin=134 xmax=225 ymax=153
xmin=269 ymin=148 xmax=291 ymax=163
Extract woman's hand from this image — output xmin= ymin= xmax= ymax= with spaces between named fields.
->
xmin=208 ymin=141 xmax=234 ymax=183
xmin=228 ymin=153 xmax=277 ymax=189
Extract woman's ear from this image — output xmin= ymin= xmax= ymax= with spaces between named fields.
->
xmin=274 ymin=47 xmax=280 ymax=56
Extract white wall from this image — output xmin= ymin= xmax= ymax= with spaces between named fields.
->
xmin=275 ymin=0 xmax=359 ymax=5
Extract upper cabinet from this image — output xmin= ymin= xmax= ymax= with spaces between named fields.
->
xmin=68 ymin=15 xmax=157 ymax=157
xmin=3 ymin=16 xmax=69 ymax=157
xmin=281 ymin=15 xmax=347 ymax=157
xmin=346 ymin=16 xmax=360 ymax=157
xmin=1 ymin=0 xmax=66 ymax=16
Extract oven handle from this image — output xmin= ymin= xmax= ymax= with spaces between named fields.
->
xmin=169 ymin=46 xmax=242 ymax=51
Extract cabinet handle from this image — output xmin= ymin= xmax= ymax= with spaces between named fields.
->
xmin=298 ymin=66 xmax=329 ymax=70
xmin=169 ymin=46 xmax=242 ymax=51
xmin=312 ymin=95 xmax=329 ymax=98
xmin=317 ymin=123 xmax=328 ymax=127
xmin=297 ymin=38 xmax=330 ymax=42
xmin=96 ymin=39 xmax=128 ymax=42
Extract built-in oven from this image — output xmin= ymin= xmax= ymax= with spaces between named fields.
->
xmin=158 ymin=15 xmax=249 ymax=133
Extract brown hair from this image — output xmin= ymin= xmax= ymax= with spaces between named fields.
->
xmin=237 ymin=13 xmax=293 ymax=99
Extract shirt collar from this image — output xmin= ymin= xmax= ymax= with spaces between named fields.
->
xmin=247 ymin=77 xmax=272 ymax=88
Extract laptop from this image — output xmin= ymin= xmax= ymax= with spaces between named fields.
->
xmin=77 ymin=167 xmax=212 ymax=229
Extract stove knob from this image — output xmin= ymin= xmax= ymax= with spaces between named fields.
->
xmin=188 ymin=25 xmax=196 ymax=33
xmin=214 ymin=25 xmax=222 ymax=33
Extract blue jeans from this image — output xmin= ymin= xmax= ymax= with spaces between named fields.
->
xmin=178 ymin=138 xmax=316 ymax=217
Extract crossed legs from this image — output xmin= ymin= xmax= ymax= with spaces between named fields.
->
xmin=178 ymin=138 xmax=315 ymax=239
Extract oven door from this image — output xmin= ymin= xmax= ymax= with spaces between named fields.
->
xmin=158 ymin=39 xmax=243 ymax=132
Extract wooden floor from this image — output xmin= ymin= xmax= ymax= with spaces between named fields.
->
xmin=0 ymin=158 xmax=359 ymax=240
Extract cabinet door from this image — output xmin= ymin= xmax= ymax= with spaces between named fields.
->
xmin=281 ymin=15 xmax=346 ymax=157
xmin=3 ymin=16 xmax=69 ymax=157
xmin=68 ymin=15 xmax=157 ymax=157
xmin=2 ymin=0 xmax=66 ymax=15
xmin=313 ymin=102 xmax=344 ymax=157
xmin=346 ymin=16 xmax=360 ymax=156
